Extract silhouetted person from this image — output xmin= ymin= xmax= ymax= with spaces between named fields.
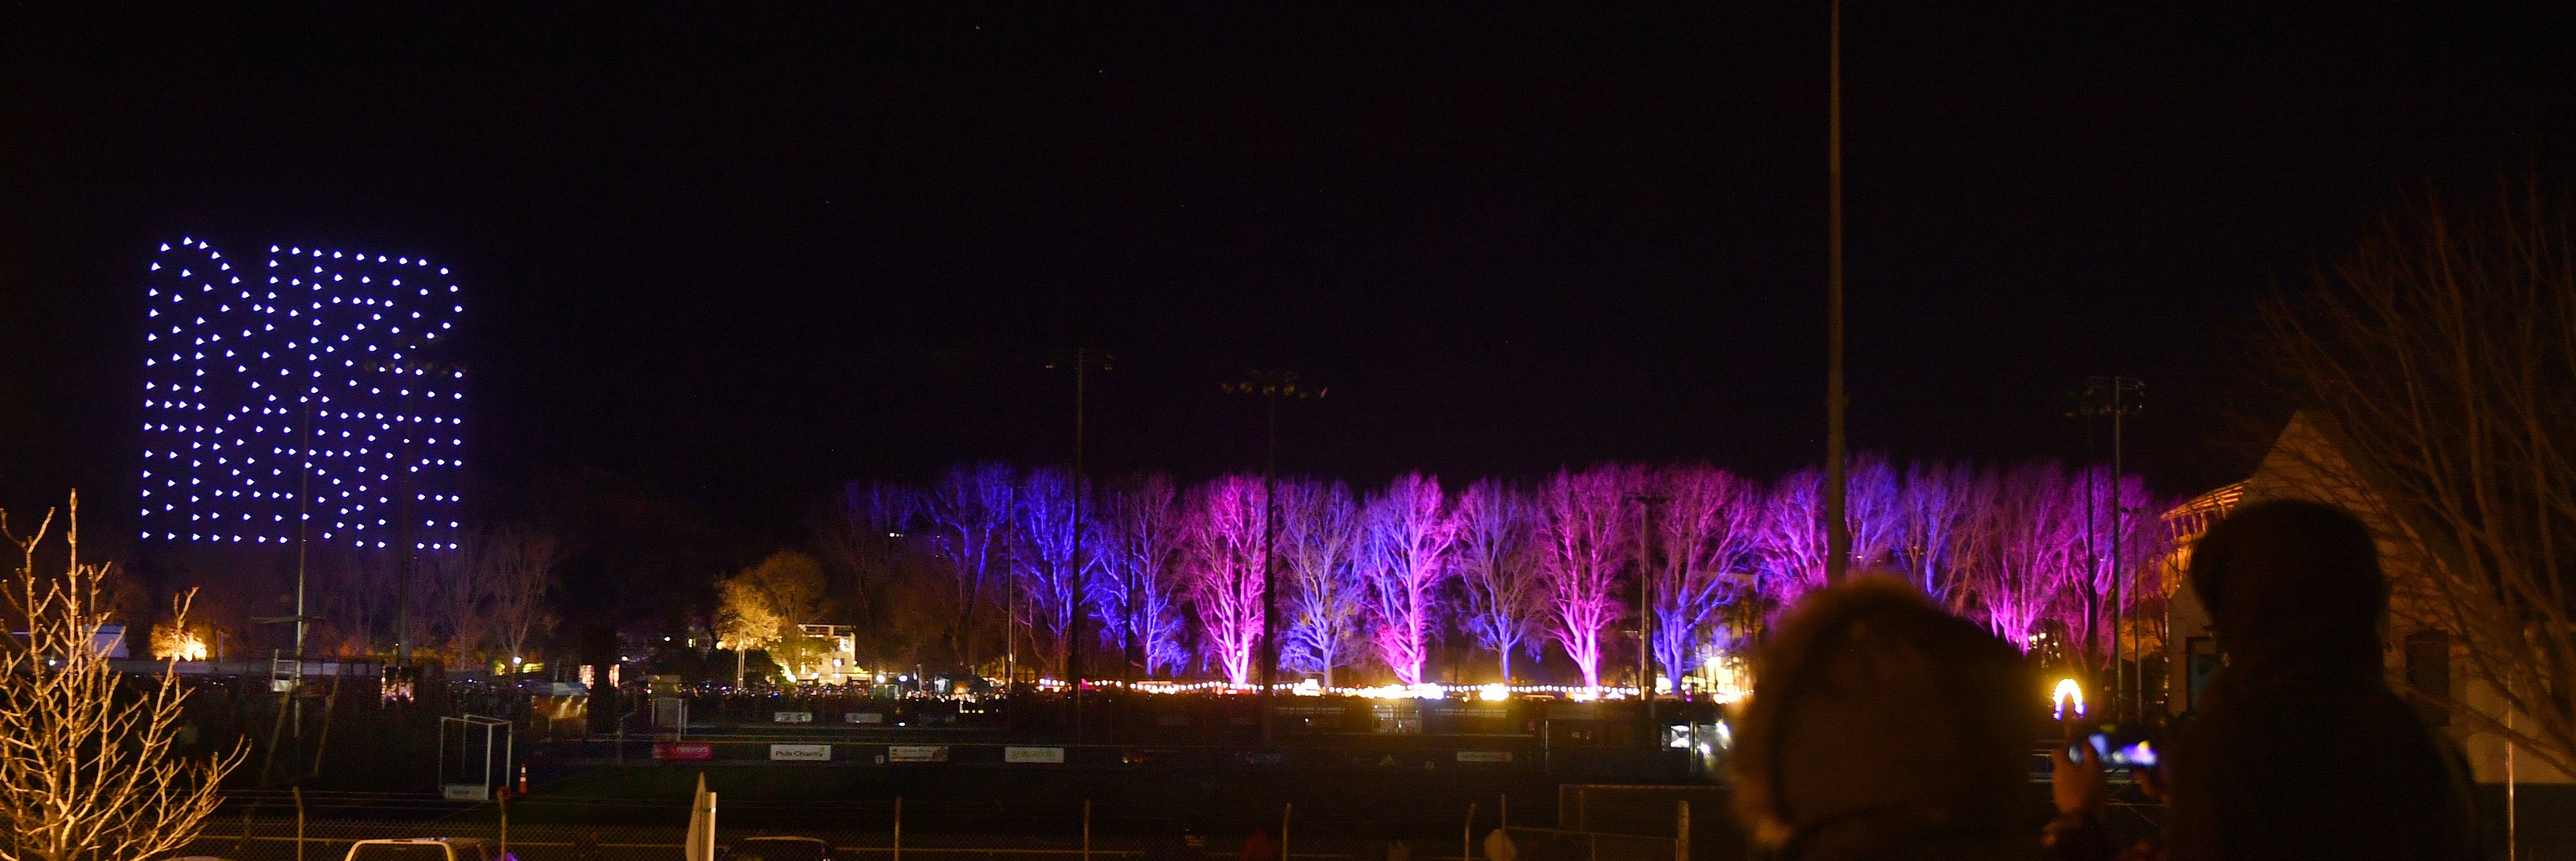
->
xmin=2159 ymin=499 xmax=2475 ymax=860
xmin=1733 ymin=577 xmax=2039 ymax=860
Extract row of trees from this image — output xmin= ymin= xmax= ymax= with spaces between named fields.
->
xmin=809 ymin=457 xmax=2175 ymax=689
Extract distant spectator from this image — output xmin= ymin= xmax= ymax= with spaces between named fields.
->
xmin=1731 ymin=577 xmax=2039 ymax=860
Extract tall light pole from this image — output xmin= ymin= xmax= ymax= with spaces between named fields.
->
xmin=1047 ymin=348 xmax=1112 ymax=741
xmin=1824 ymin=0 xmax=1851 ymax=586
xmin=1223 ymin=370 xmax=1324 ymax=749
xmin=2076 ymin=376 xmax=2143 ymax=720
xmin=1631 ymin=492 xmax=1669 ymax=746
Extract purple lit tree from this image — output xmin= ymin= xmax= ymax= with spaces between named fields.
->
xmin=1844 ymin=454 xmax=1905 ymax=569
xmin=1012 ymin=466 xmax=1089 ymax=677
xmin=1184 ymin=476 xmax=1267 ymax=685
xmin=1454 ymin=478 xmax=1542 ymax=684
xmin=1646 ymin=465 xmax=1763 ymax=686
xmin=1358 ymin=474 xmax=1457 ymax=686
xmin=1895 ymin=462 xmax=1976 ymax=606
xmin=1756 ymin=469 xmax=1829 ymax=611
xmin=923 ymin=462 xmax=1016 ymax=671
xmin=1277 ymin=478 xmax=1366 ymax=687
xmin=1537 ymin=466 xmax=1630 ymax=688
xmin=1089 ymin=473 xmax=1190 ymax=678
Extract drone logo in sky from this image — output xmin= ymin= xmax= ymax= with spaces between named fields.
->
xmin=139 ymin=237 xmax=466 ymax=552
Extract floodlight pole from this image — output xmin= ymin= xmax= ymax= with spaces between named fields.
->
xmin=1823 ymin=0 xmax=1851 ymax=587
xmin=2075 ymin=376 xmax=2143 ymax=720
xmin=1631 ymin=493 xmax=1669 ymax=746
xmin=1050 ymin=348 xmax=1112 ymax=742
xmin=1224 ymin=371 xmax=1324 ymax=749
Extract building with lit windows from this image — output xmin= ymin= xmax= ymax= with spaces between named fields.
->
xmin=139 ymin=237 xmax=465 ymax=552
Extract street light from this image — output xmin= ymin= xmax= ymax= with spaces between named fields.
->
xmin=1045 ymin=347 xmax=1113 ymax=741
xmin=2071 ymin=376 xmax=2144 ymax=721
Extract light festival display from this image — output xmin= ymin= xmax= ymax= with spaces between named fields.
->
xmin=139 ymin=237 xmax=464 ymax=551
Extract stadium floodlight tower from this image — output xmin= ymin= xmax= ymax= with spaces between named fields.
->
xmin=138 ymin=237 xmax=465 ymax=680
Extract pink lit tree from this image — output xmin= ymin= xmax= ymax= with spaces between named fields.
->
xmin=1357 ymin=473 xmax=1457 ymax=686
xmin=1184 ymin=475 xmax=1268 ymax=685
xmin=1454 ymin=478 xmax=1543 ymax=683
xmin=1537 ymin=466 xmax=1630 ymax=689
xmin=1957 ymin=463 xmax=2071 ymax=650
xmin=1277 ymin=478 xmax=1366 ymax=687
xmin=1645 ymin=464 xmax=1764 ymax=685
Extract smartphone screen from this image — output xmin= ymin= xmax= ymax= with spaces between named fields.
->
xmin=2076 ymin=733 xmax=2158 ymax=769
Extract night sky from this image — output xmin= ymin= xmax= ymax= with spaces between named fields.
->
xmin=5 ymin=4 xmax=2572 ymax=588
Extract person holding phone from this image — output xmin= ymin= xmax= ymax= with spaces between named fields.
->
xmin=2048 ymin=500 xmax=2475 ymax=861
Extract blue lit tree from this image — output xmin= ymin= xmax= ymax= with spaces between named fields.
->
xmin=1644 ymin=465 xmax=1763 ymax=687
xmin=1454 ymin=478 xmax=1542 ymax=684
xmin=1276 ymin=478 xmax=1365 ymax=687
xmin=923 ymin=463 xmax=1015 ymax=672
xmin=1088 ymin=473 xmax=1189 ymax=678
xmin=1013 ymin=467 xmax=1090 ymax=678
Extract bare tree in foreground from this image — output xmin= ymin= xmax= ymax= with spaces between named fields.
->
xmin=2269 ymin=176 xmax=2576 ymax=777
xmin=0 ymin=493 xmax=242 ymax=861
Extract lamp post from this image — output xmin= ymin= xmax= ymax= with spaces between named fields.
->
xmin=1223 ymin=370 xmax=1325 ymax=748
xmin=1823 ymin=0 xmax=1850 ymax=587
xmin=1047 ymin=348 xmax=1112 ymax=741
xmin=1631 ymin=492 xmax=1669 ymax=747
xmin=2074 ymin=376 xmax=2143 ymax=720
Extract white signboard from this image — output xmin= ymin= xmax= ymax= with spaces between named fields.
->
xmin=441 ymin=783 xmax=491 ymax=801
xmin=769 ymin=744 xmax=832 ymax=761
xmin=774 ymin=711 xmax=815 ymax=723
xmin=1004 ymin=746 xmax=1066 ymax=764
xmin=847 ymin=712 xmax=886 ymax=724
xmin=887 ymin=744 xmax=948 ymax=763
xmin=1455 ymin=750 xmax=1514 ymax=763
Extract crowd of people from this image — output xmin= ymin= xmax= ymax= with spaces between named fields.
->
xmin=1725 ymin=499 xmax=2479 ymax=860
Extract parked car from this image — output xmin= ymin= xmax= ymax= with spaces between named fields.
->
xmin=343 ymin=838 xmax=517 ymax=861
xmin=731 ymin=836 xmax=832 ymax=861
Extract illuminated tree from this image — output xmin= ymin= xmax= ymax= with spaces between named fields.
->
xmin=470 ymin=526 xmax=564 ymax=668
xmin=1956 ymin=464 xmax=2067 ymax=650
xmin=1011 ymin=467 xmax=1089 ymax=677
xmin=1277 ymin=478 xmax=1366 ymax=687
xmin=1645 ymin=465 xmax=1763 ymax=685
xmin=1537 ymin=466 xmax=1630 ymax=688
xmin=1089 ymin=474 xmax=1189 ymax=678
xmin=0 ymin=495 xmax=242 ymax=861
xmin=1844 ymin=454 xmax=1905 ymax=569
xmin=1358 ymin=474 xmax=1457 ymax=686
xmin=1454 ymin=478 xmax=1542 ymax=683
xmin=1895 ymin=462 xmax=1977 ymax=605
xmin=923 ymin=463 xmax=1016 ymax=672
xmin=1184 ymin=476 xmax=1267 ymax=685
xmin=715 ymin=551 xmax=827 ymax=684
xmin=1757 ymin=469 xmax=1830 ymax=611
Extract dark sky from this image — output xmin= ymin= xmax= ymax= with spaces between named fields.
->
xmin=5 ymin=3 xmax=2573 ymax=563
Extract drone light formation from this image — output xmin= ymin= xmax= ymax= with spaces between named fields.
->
xmin=139 ymin=238 xmax=464 ymax=552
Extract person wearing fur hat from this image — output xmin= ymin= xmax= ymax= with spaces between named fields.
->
xmin=1732 ymin=576 xmax=2042 ymax=860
